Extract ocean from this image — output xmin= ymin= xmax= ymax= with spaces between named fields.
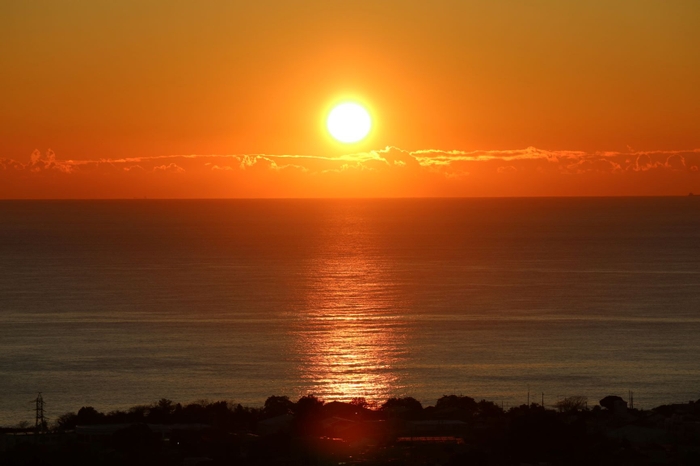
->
xmin=1 ymin=198 xmax=699 ymax=425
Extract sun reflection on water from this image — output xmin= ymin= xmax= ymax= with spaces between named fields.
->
xmin=292 ymin=225 xmax=408 ymax=404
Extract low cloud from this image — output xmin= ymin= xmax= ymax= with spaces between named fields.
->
xmin=153 ymin=163 xmax=185 ymax=173
xmin=4 ymin=147 xmax=700 ymax=177
xmin=205 ymin=163 xmax=233 ymax=171
xmin=26 ymin=149 xmax=75 ymax=173
xmin=1 ymin=146 xmax=699 ymax=197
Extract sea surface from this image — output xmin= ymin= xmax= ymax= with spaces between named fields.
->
xmin=1 ymin=198 xmax=699 ymax=425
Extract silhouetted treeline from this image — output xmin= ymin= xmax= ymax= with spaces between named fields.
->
xmin=50 ymin=394 xmax=506 ymax=431
xmin=3 ymin=394 xmax=700 ymax=465
xmin=55 ymin=398 xmax=261 ymax=432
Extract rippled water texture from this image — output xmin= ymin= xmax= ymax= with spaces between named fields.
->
xmin=1 ymin=198 xmax=699 ymax=424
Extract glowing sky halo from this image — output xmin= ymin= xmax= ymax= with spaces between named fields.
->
xmin=326 ymin=102 xmax=372 ymax=144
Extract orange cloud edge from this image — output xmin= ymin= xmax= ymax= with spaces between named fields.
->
xmin=1 ymin=146 xmax=699 ymax=199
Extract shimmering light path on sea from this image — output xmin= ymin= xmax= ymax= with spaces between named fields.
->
xmin=1 ymin=198 xmax=699 ymax=424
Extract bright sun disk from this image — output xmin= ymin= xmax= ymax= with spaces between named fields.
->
xmin=326 ymin=103 xmax=371 ymax=144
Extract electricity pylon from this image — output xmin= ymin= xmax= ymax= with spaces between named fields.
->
xmin=34 ymin=393 xmax=47 ymax=433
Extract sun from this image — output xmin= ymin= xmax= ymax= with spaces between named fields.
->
xmin=326 ymin=102 xmax=372 ymax=144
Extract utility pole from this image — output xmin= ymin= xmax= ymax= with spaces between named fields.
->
xmin=34 ymin=393 xmax=46 ymax=433
xmin=527 ymin=385 xmax=530 ymax=406
xmin=541 ymin=392 xmax=544 ymax=407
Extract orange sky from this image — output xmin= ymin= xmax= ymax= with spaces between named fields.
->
xmin=1 ymin=1 xmax=699 ymax=198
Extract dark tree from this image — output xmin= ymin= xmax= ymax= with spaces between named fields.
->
xmin=55 ymin=411 xmax=79 ymax=430
xmin=554 ymin=396 xmax=588 ymax=413
xmin=294 ymin=395 xmax=324 ymax=417
xmin=127 ymin=404 xmax=150 ymax=422
xmin=381 ymin=397 xmax=423 ymax=412
xmin=599 ymin=395 xmax=625 ymax=411
xmin=264 ymin=395 xmax=295 ymax=417
xmin=477 ymin=399 xmax=504 ymax=418
xmin=436 ymin=395 xmax=478 ymax=412
xmin=147 ymin=398 xmax=175 ymax=423
xmin=76 ymin=406 xmax=105 ymax=425
xmin=349 ymin=397 xmax=369 ymax=409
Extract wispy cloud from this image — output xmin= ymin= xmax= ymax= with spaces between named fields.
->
xmin=26 ymin=149 xmax=75 ymax=173
xmin=153 ymin=163 xmax=185 ymax=173
xmin=2 ymin=146 xmax=698 ymax=198
xmin=3 ymin=146 xmax=699 ymax=178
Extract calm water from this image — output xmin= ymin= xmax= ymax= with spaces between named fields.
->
xmin=1 ymin=198 xmax=699 ymax=424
